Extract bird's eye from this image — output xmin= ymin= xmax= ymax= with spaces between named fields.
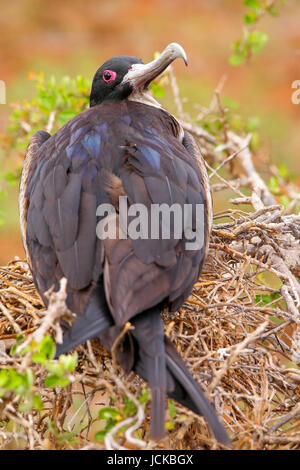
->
xmin=102 ymin=70 xmax=117 ymax=83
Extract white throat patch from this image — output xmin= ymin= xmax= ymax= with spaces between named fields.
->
xmin=128 ymin=90 xmax=162 ymax=109
xmin=127 ymin=90 xmax=184 ymax=143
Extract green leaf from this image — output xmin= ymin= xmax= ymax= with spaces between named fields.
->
xmin=244 ymin=11 xmax=258 ymax=24
xmin=267 ymin=4 xmax=278 ymax=16
xmin=5 ymin=369 xmax=26 ymax=390
xmin=244 ymin=0 xmax=261 ymax=9
xmin=0 ymin=370 xmax=8 ymax=387
xmin=44 ymin=375 xmax=70 ymax=387
xmin=269 ymin=315 xmax=284 ymax=325
xmin=246 ymin=116 xmax=260 ymax=132
xmin=76 ymin=75 xmax=89 ymax=91
xmin=280 ymin=195 xmax=291 ymax=208
xmin=250 ymin=131 xmax=260 ymax=150
xmin=26 ymin=369 xmax=34 ymax=388
xmin=36 ymin=95 xmax=55 ymax=111
xmin=278 ymin=164 xmax=289 ymax=179
xmin=9 ymin=344 xmax=18 ymax=356
xmin=4 ymin=172 xmax=17 ymax=186
xmin=32 ymin=352 xmax=48 ymax=364
xmin=45 ymin=362 xmax=64 ymax=376
xmin=149 ymin=82 xmax=165 ymax=98
xmin=59 ymin=353 xmax=78 ymax=372
xmin=39 ymin=335 xmax=56 ymax=360
xmin=94 ymin=417 xmax=118 ymax=442
xmin=124 ymin=396 xmax=137 ymax=417
xmin=248 ymin=31 xmax=269 ymax=54
xmin=229 ymin=51 xmax=247 ymax=66
xmin=56 ymin=430 xmax=77 ymax=445
xmin=98 ymin=407 xmax=122 ymax=421
xmin=255 ymin=293 xmax=280 ymax=305
xmin=137 ymin=387 xmax=151 ymax=404
xmin=237 ymin=400 xmax=246 ymax=411
xmin=94 ymin=430 xmax=107 ymax=443
xmin=222 ymin=97 xmax=240 ymax=110
xmin=33 ymin=394 xmax=44 ymax=411
xmin=168 ymin=399 xmax=177 ymax=419
xmin=268 ymin=176 xmax=280 ymax=194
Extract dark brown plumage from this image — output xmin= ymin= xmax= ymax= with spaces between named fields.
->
xmin=19 ymin=43 xmax=230 ymax=445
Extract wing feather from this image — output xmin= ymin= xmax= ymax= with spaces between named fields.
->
xmin=23 ymin=101 xmax=210 ymax=327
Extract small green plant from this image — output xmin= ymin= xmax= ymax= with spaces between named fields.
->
xmin=0 ymin=73 xmax=91 ymax=225
xmin=6 ymin=72 xmax=90 ymax=151
xmin=94 ymin=407 xmax=123 ymax=443
xmin=254 ymin=292 xmax=281 ymax=306
xmin=0 ymin=335 xmax=78 ymax=416
xmin=94 ymin=388 xmax=151 ymax=443
xmin=267 ymin=168 xmax=296 ymax=209
xmin=165 ymin=399 xmax=178 ymax=430
xmin=229 ymin=0 xmax=284 ymax=66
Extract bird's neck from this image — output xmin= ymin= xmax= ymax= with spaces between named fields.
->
xmin=127 ymin=89 xmax=162 ymax=109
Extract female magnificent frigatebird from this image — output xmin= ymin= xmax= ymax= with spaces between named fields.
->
xmin=19 ymin=43 xmax=230 ymax=445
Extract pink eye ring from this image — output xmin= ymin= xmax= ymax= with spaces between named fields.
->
xmin=102 ymin=70 xmax=117 ymax=83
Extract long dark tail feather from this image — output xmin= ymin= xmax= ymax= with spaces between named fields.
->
xmin=131 ymin=307 xmax=167 ymax=440
xmin=164 ymin=337 xmax=231 ymax=446
xmin=134 ymin=334 xmax=230 ymax=445
xmin=55 ymin=281 xmax=113 ymax=357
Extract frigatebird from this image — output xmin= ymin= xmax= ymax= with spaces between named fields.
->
xmin=19 ymin=43 xmax=230 ymax=445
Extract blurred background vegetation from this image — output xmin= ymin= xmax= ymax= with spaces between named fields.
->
xmin=0 ymin=0 xmax=299 ymax=264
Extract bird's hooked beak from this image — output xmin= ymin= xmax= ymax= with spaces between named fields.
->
xmin=122 ymin=42 xmax=188 ymax=90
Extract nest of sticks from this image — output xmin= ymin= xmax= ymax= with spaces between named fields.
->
xmin=0 ymin=75 xmax=299 ymax=450
xmin=0 ymin=207 xmax=299 ymax=449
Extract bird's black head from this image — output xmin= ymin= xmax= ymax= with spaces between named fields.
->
xmin=90 ymin=56 xmax=143 ymax=107
xmin=90 ymin=43 xmax=187 ymax=107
